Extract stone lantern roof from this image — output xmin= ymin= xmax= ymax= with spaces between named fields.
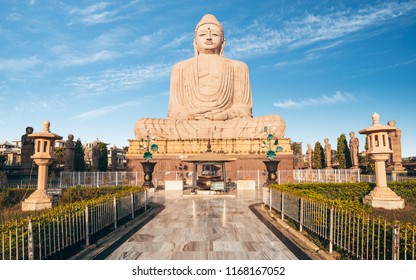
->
xmin=28 ymin=120 xmax=62 ymax=141
xmin=358 ymin=112 xmax=395 ymax=134
xmin=358 ymin=112 xmax=395 ymax=155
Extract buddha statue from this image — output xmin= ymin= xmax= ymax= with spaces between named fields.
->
xmin=134 ymin=14 xmax=286 ymax=140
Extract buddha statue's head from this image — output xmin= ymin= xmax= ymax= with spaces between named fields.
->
xmin=194 ymin=14 xmax=226 ymax=56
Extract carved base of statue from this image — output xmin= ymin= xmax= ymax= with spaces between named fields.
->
xmin=134 ymin=115 xmax=286 ymax=140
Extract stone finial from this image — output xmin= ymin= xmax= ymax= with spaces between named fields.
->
xmin=372 ymin=112 xmax=380 ymax=125
xmin=42 ymin=120 xmax=51 ymax=132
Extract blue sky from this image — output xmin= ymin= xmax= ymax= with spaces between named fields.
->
xmin=0 ymin=0 xmax=415 ymax=157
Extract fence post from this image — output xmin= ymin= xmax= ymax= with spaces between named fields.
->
xmin=329 ymin=206 xmax=334 ymax=254
xmin=135 ymin=171 xmax=138 ymax=186
xmin=257 ymin=170 xmax=260 ymax=188
xmin=144 ymin=189 xmax=147 ymax=211
xmin=85 ymin=205 xmax=90 ymax=246
xmin=28 ymin=218 xmax=34 ymax=260
xmin=281 ymin=192 xmax=284 ymax=220
xmin=113 ymin=196 xmax=118 ymax=229
xmin=299 ymin=198 xmax=303 ymax=232
xmin=269 ymin=188 xmax=272 ymax=211
xmin=116 ymin=172 xmax=119 ymax=186
xmin=393 ymin=224 xmax=400 ymax=260
xmin=131 ymin=192 xmax=135 ymax=219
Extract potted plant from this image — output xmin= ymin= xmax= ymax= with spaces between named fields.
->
xmin=261 ymin=132 xmax=283 ymax=185
xmin=139 ymin=132 xmax=159 ymax=188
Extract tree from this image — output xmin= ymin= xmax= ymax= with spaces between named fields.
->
xmin=291 ymin=142 xmax=303 ymax=169
xmin=73 ymin=139 xmax=86 ymax=171
xmin=54 ymin=146 xmax=65 ymax=166
xmin=0 ymin=155 xmax=6 ymax=169
xmin=336 ymin=133 xmax=352 ymax=169
xmin=97 ymin=142 xmax=108 ymax=171
xmin=313 ymin=141 xmax=325 ymax=169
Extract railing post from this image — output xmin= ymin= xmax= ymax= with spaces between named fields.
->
xmin=299 ymin=198 xmax=303 ymax=232
xmin=269 ymin=188 xmax=272 ymax=211
xmin=393 ymin=224 xmax=400 ymax=260
xmin=278 ymin=170 xmax=281 ymax=184
xmin=257 ymin=170 xmax=260 ymax=188
xmin=144 ymin=190 xmax=148 ymax=211
xmin=85 ymin=205 xmax=90 ymax=246
xmin=28 ymin=218 xmax=34 ymax=260
xmin=131 ymin=192 xmax=135 ymax=219
xmin=113 ymin=196 xmax=118 ymax=229
xmin=329 ymin=206 xmax=334 ymax=254
xmin=281 ymin=192 xmax=284 ymax=220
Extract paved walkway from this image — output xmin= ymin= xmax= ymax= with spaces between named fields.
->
xmin=105 ymin=189 xmax=298 ymax=260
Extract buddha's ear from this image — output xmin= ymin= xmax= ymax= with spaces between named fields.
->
xmin=193 ymin=39 xmax=199 ymax=56
xmin=220 ymin=39 xmax=226 ymax=56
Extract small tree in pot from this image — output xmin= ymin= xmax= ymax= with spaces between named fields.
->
xmin=261 ymin=132 xmax=283 ymax=185
xmin=139 ymin=132 xmax=159 ymax=188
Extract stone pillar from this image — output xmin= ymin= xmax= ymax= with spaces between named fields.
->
xmin=22 ymin=120 xmax=62 ymax=211
xmin=358 ymin=113 xmax=404 ymax=210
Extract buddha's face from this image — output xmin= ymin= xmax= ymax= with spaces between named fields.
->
xmin=195 ymin=23 xmax=223 ymax=54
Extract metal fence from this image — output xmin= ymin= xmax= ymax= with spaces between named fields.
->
xmin=57 ymin=170 xmax=415 ymax=189
xmin=263 ymin=188 xmax=415 ymax=260
xmin=2 ymin=169 xmax=414 ymax=190
xmin=0 ymin=190 xmax=148 ymax=260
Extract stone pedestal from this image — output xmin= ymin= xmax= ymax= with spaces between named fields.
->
xmin=21 ymin=189 xmax=53 ymax=211
xmin=22 ymin=161 xmax=53 ymax=211
xmin=363 ymin=155 xmax=404 ymax=209
xmin=362 ymin=186 xmax=405 ymax=209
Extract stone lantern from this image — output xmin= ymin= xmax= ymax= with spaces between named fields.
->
xmin=22 ymin=120 xmax=62 ymax=211
xmin=358 ymin=113 xmax=404 ymax=209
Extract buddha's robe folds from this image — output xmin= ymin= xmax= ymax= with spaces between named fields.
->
xmin=134 ymin=55 xmax=286 ymax=140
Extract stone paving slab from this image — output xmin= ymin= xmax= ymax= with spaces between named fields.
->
xmin=105 ymin=190 xmax=298 ymax=260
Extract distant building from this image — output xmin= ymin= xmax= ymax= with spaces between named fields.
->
xmin=84 ymin=141 xmax=126 ymax=170
xmin=0 ymin=140 xmax=20 ymax=165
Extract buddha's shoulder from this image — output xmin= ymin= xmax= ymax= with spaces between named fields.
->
xmin=172 ymin=58 xmax=195 ymax=70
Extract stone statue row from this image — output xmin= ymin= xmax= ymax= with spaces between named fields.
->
xmin=20 ymin=127 xmax=119 ymax=172
xmin=306 ymin=122 xmax=403 ymax=170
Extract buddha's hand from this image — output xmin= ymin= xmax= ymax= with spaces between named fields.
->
xmin=203 ymin=111 xmax=228 ymax=121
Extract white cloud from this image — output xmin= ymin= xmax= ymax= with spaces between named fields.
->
xmin=273 ymin=91 xmax=357 ymax=109
xmin=67 ymin=63 xmax=171 ymax=96
xmin=161 ymin=33 xmax=192 ymax=50
xmin=55 ymin=50 xmax=118 ymax=67
xmin=228 ymin=2 xmax=416 ymax=57
xmin=70 ymin=99 xmax=142 ymax=120
xmin=6 ymin=13 xmax=22 ymax=22
xmin=0 ymin=56 xmax=41 ymax=71
xmin=69 ymin=2 xmax=119 ymax=25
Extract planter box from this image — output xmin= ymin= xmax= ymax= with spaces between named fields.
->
xmin=236 ymin=180 xmax=256 ymax=190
